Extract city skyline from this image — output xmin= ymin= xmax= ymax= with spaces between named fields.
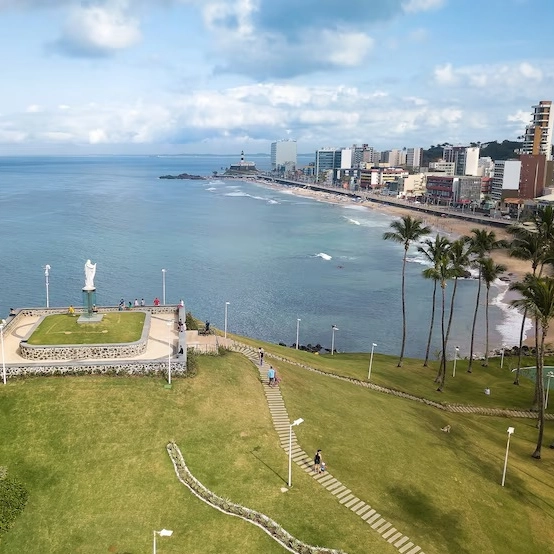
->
xmin=0 ymin=0 xmax=552 ymax=155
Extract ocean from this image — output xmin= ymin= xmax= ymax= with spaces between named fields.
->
xmin=0 ymin=155 xmax=520 ymax=358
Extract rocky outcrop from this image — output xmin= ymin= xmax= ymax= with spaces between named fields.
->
xmin=159 ymin=173 xmax=206 ymax=180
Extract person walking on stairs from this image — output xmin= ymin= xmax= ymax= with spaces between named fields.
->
xmin=314 ymin=449 xmax=322 ymax=473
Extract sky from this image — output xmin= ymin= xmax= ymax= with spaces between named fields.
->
xmin=0 ymin=0 xmax=552 ymax=155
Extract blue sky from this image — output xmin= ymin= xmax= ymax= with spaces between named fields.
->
xmin=0 ymin=0 xmax=552 ymax=155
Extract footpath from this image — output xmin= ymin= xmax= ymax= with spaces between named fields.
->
xmin=231 ymin=342 xmax=426 ymax=554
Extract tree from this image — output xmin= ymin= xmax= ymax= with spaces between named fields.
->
xmin=511 ymin=276 xmax=554 ymax=459
xmin=466 ymin=229 xmax=506 ymax=373
xmin=418 ymin=235 xmax=451 ymax=366
xmin=480 ymin=258 xmax=507 ymax=367
xmin=383 ymin=215 xmax=431 ymax=367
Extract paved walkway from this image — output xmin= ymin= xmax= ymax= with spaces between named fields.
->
xmin=232 ymin=343 xmax=426 ymax=554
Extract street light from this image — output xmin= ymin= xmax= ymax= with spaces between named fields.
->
xmin=161 ymin=269 xmax=167 ymax=305
xmin=500 ymin=346 xmax=505 ymax=369
xmin=331 ymin=325 xmax=339 ymax=356
xmin=0 ymin=319 xmax=6 ymax=385
xmin=153 ymin=529 xmax=173 ymax=554
xmin=44 ymin=264 xmax=51 ymax=308
xmin=288 ymin=418 xmax=304 ymax=487
xmin=296 ymin=318 xmax=301 ymax=350
xmin=367 ymin=343 xmax=377 ymax=380
xmin=453 ymin=346 xmax=460 ymax=377
xmin=501 ymin=427 xmax=515 ymax=487
xmin=166 ymin=320 xmax=172 ymax=386
xmin=224 ymin=302 xmax=230 ymax=339
xmin=545 ymin=371 xmax=554 ymax=410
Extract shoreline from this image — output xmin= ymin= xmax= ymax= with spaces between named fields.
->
xmin=250 ymin=178 xmax=536 ymax=353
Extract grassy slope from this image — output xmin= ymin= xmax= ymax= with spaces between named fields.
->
xmin=27 ymin=312 xmax=146 ymax=345
xmin=0 ymin=354 xmax=389 ymax=554
xmin=276 ymin=358 xmax=554 ymax=554
xmin=227 ymin=333 xmax=553 ymax=412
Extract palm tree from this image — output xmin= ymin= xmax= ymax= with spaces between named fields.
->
xmin=383 ymin=215 xmax=431 ymax=367
xmin=508 ymin=226 xmax=547 ymax=384
xmin=466 ymin=229 xmax=506 ymax=373
xmin=418 ymin=235 xmax=451 ymax=366
xmin=511 ymin=276 xmax=554 ymax=459
xmin=426 ymin=255 xmax=457 ymax=391
xmin=480 ymin=258 xmax=507 ymax=366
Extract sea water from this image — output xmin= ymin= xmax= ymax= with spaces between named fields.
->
xmin=0 ymin=155 xmax=519 ymax=358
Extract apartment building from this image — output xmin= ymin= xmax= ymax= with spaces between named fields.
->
xmin=271 ymin=139 xmax=297 ymax=171
xmin=491 ymin=160 xmax=521 ymax=204
xmin=522 ymin=100 xmax=553 ymax=161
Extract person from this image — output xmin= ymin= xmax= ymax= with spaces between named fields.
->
xmin=178 ymin=345 xmax=184 ymax=357
xmin=68 ymin=305 xmax=75 ymax=316
xmin=179 ymin=299 xmax=184 ymax=308
xmin=259 ymin=347 xmax=264 ymax=366
xmin=140 ymin=298 xmax=145 ymax=307
xmin=267 ymin=366 xmax=275 ymax=386
xmin=273 ymin=370 xmax=281 ymax=386
xmin=127 ymin=301 xmax=132 ymax=310
xmin=92 ymin=304 xmax=98 ymax=313
xmin=320 ymin=461 xmax=326 ymax=473
xmin=153 ymin=297 xmax=160 ymax=306
xmin=205 ymin=320 xmax=210 ymax=333
xmin=119 ymin=298 xmax=124 ymax=311
xmin=314 ymin=450 xmax=322 ymax=473
xmin=9 ymin=308 xmax=16 ymax=316
xmin=134 ymin=298 xmax=139 ymax=307
xmin=178 ymin=319 xmax=184 ymax=332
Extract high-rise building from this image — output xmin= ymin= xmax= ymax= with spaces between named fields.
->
xmin=464 ymin=147 xmax=480 ymax=176
xmin=522 ymin=101 xmax=553 ymax=161
xmin=491 ymin=160 xmax=521 ymax=204
xmin=443 ymin=145 xmax=480 ymax=175
xmin=406 ymin=147 xmax=422 ymax=168
xmin=271 ymin=139 xmax=297 ymax=170
xmin=519 ymin=154 xmax=547 ymax=199
xmin=315 ymin=147 xmax=342 ymax=179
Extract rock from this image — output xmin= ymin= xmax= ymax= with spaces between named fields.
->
xmin=159 ymin=173 xmax=206 ymax=180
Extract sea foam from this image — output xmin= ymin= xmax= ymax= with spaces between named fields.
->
xmin=315 ymin=252 xmax=332 ymax=260
xmin=492 ymin=282 xmax=532 ymax=347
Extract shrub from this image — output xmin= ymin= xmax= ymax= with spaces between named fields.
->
xmin=185 ymin=312 xmax=198 ymax=330
xmin=0 ymin=476 xmax=29 ymax=537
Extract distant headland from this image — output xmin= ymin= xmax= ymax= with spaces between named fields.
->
xmin=159 ymin=173 xmax=207 ymax=180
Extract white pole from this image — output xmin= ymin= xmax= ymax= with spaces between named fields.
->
xmin=545 ymin=373 xmax=553 ymax=410
xmin=331 ymin=326 xmax=338 ymax=355
xmin=167 ymin=321 xmax=172 ymax=385
xmin=162 ymin=269 xmax=166 ymax=305
xmin=368 ymin=343 xmax=377 ymax=380
xmin=453 ymin=347 xmax=459 ymax=377
xmin=296 ymin=318 xmax=301 ymax=350
xmin=153 ymin=531 xmax=157 ymax=554
xmin=1 ymin=320 xmax=6 ymax=385
xmin=224 ymin=302 xmax=230 ymax=339
xmin=500 ymin=347 xmax=505 ymax=369
xmin=501 ymin=427 xmax=515 ymax=487
xmin=288 ymin=423 xmax=293 ymax=487
xmin=44 ymin=265 xmax=51 ymax=308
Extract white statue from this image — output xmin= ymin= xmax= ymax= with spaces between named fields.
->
xmin=84 ymin=259 xmax=97 ymax=290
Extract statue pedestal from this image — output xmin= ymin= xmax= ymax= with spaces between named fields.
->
xmin=80 ymin=287 xmax=102 ymax=324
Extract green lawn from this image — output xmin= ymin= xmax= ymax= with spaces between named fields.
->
xmin=227 ymin=332 xmax=552 ymax=412
xmin=26 ymin=312 xmax=146 ymax=345
xmin=0 ymin=353 xmax=391 ymax=554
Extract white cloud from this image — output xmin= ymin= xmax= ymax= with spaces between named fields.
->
xmin=52 ymin=0 xmax=141 ymax=57
xmin=433 ymin=61 xmax=545 ymax=89
xmin=26 ymin=104 xmax=42 ymax=113
xmin=402 ymin=0 xmax=445 ymax=13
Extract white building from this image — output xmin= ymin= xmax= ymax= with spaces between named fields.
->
xmin=522 ymin=100 xmax=553 ymax=161
xmin=406 ymin=147 xmax=422 ymax=168
xmin=477 ymin=157 xmax=494 ymax=177
xmin=428 ymin=161 xmax=455 ymax=176
xmin=340 ymin=148 xmax=353 ymax=169
xmin=491 ymin=160 xmax=521 ymax=204
xmin=271 ymin=139 xmax=297 ymax=170
xmin=464 ymin=147 xmax=480 ymax=176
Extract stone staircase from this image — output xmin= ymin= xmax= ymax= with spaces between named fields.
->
xmin=231 ymin=343 xmax=425 ymax=554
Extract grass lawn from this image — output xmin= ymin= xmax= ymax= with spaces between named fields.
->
xmin=0 ymin=353 xmax=391 ymax=554
xmin=26 ymin=312 xmax=146 ymax=345
xmin=275 ymin=357 xmax=554 ymax=554
xmin=227 ymin=332 xmax=553 ymax=413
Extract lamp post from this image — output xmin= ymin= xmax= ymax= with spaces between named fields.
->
xmin=161 ymin=269 xmax=167 ymax=305
xmin=0 ymin=319 xmax=6 ymax=385
xmin=545 ymin=371 xmax=554 ymax=410
xmin=153 ymin=529 xmax=173 ymax=554
xmin=296 ymin=318 xmax=301 ymax=350
xmin=501 ymin=427 xmax=515 ymax=487
xmin=453 ymin=346 xmax=459 ymax=377
xmin=44 ymin=264 xmax=51 ymax=308
xmin=500 ymin=346 xmax=505 ymax=369
xmin=331 ymin=325 xmax=338 ymax=356
xmin=367 ymin=343 xmax=377 ymax=380
xmin=167 ymin=320 xmax=172 ymax=386
xmin=288 ymin=418 xmax=304 ymax=487
xmin=224 ymin=301 xmax=230 ymax=339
